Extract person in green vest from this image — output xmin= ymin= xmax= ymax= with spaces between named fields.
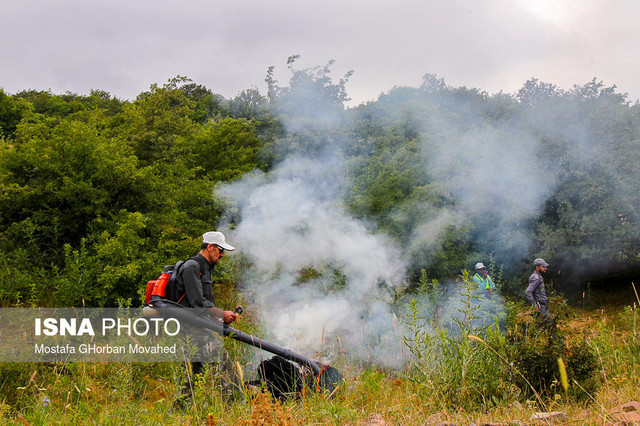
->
xmin=472 ymin=262 xmax=496 ymax=298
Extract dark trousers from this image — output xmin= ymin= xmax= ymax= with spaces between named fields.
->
xmin=537 ymin=302 xmax=551 ymax=319
xmin=176 ymin=325 xmax=243 ymax=402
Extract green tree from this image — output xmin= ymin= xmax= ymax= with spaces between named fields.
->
xmin=180 ymin=82 xmax=226 ymax=123
xmin=0 ymin=77 xmax=265 ymax=305
xmin=191 ymin=117 xmax=261 ymax=181
xmin=0 ymin=89 xmax=30 ymax=138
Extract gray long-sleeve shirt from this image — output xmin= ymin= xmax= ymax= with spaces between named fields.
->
xmin=175 ymin=253 xmax=216 ymax=308
xmin=525 ymin=270 xmax=547 ymax=307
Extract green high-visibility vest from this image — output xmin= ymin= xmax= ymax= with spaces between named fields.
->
xmin=472 ymin=273 xmax=495 ymax=290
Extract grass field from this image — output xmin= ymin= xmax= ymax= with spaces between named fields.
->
xmin=1 ymin=287 xmax=638 ymax=425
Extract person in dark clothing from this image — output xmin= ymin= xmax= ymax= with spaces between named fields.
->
xmin=525 ymin=258 xmax=551 ymax=320
xmin=174 ymin=231 xmax=238 ymax=318
xmin=171 ymin=231 xmax=243 ymax=411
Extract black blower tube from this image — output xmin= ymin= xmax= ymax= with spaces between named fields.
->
xmin=151 ymin=301 xmax=322 ymax=374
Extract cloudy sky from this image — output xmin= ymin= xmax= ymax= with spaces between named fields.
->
xmin=2 ymin=0 xmax=639 ymax=106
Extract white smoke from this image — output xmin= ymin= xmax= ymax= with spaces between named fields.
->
xmin=216 ymin=69 xmax=627 ymax=372
xmin=416 ymin=120 xmax=557 ymax=262
xmin=218 ymin=150 xmax=408 ymax=368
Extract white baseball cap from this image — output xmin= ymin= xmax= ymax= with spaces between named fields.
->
xmin=202 ymin=231 xmax=235 ymax=251
xmin=475 ymin=262 xmax=487 ymax=270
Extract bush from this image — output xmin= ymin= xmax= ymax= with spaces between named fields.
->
xmin=402 ymin=271 xmax=517 ymax=410
xmin=507 ymin=312 xmax=600 ymax=400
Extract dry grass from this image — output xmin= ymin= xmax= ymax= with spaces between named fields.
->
xmin=1 ymin=300 xmax=639 ymax=425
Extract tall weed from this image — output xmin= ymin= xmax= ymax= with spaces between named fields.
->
xmin=402 ymin=270 xmax=515 ymax=410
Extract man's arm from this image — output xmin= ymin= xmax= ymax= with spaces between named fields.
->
xmin=524 ymin=275 xmax=539 ymax=307
xmin=487 ymin=276 xmax=496 ymax=289
xmin=180 ymin=261 xmax=239 ymax=323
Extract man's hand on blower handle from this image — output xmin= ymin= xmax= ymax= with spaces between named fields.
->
xmin=208 ymin=305 xmax=243 ymax=324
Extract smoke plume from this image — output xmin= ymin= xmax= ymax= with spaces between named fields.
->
xmin=217 ymin=71 xmax=635 ymax=369
xmin=218 ymin=150 xmax=408 ymax=368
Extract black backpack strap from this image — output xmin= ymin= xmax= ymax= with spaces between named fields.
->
xmin=170 ymin=256 xmax=209 ymax=306
xmin=188 ymin=255 xmax=209 ymax=278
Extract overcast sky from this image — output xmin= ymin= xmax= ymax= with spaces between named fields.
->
xmin=2 ymin=0 xmax=639 ymax=106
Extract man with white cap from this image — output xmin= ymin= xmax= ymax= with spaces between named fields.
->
xmin=175 ymin=231 xmax=238 ymax=318
xmin=472 ymin=262 xmax=496 ymax=297
xmin=171 ymin=231 xmax=242 ymax=410
xmin=525 ymin=258 xmax=551 ymax=321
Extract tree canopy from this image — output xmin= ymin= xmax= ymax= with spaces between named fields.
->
xmin=1 ymin=65 xmax=638 ymax=306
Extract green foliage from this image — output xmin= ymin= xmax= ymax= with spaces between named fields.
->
xmin=179 ymin=82 xmax=226 ymax=123
xmin=93 ymin=212 xmax=154 ymax=306
xmin=403 ymin=271 xmax=514 ymax=410
xmin=590 ymin=300 xmax=640 ymax=387
xmin=345 ymin=133 xmax=427 ymax=226
xmin=261 ymin=56 xmax=354 ymax=165
xmin=3 ymin=68 xmax=640 ymax=305
xmin=507 ymin=313 xmax=600 ymax=400
xmin=359 ymin=368 xmax=386 ymax=394
xmin=0 ymin=89 xmax=30 ymax=138
xmin=11 ymin=89 xmax=125 ymax=119
xmin=403 ymin=271 xmax=606 ymax=411
xmin=0 ymin=77 xmax=262 ymax=307
xmin=292 ymin=264 xmax=349 ymax=295
xmin=53 ymin=240 xmax=97 ymax=306
xmin=3 ymin=67 xmax=640 ymax=423
xmin=402 ymin=298 xmax=437 ymax=375
xmin=0 ymin=304 xmax=636 ymax=424
xmin=123 ymin=77 xmax=200 ymax=165
xmin=192 ymin=117 xmax=262 ymax=181
xmin=346 ymin=74 xmax=640 ymax=290
xmin=267 ymin=56 xmax=353 ymax=115
xmin=445 ymin=270 xmax=493 ymax=336
xmin=417 ymin=269 xmax=441 ymax=321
